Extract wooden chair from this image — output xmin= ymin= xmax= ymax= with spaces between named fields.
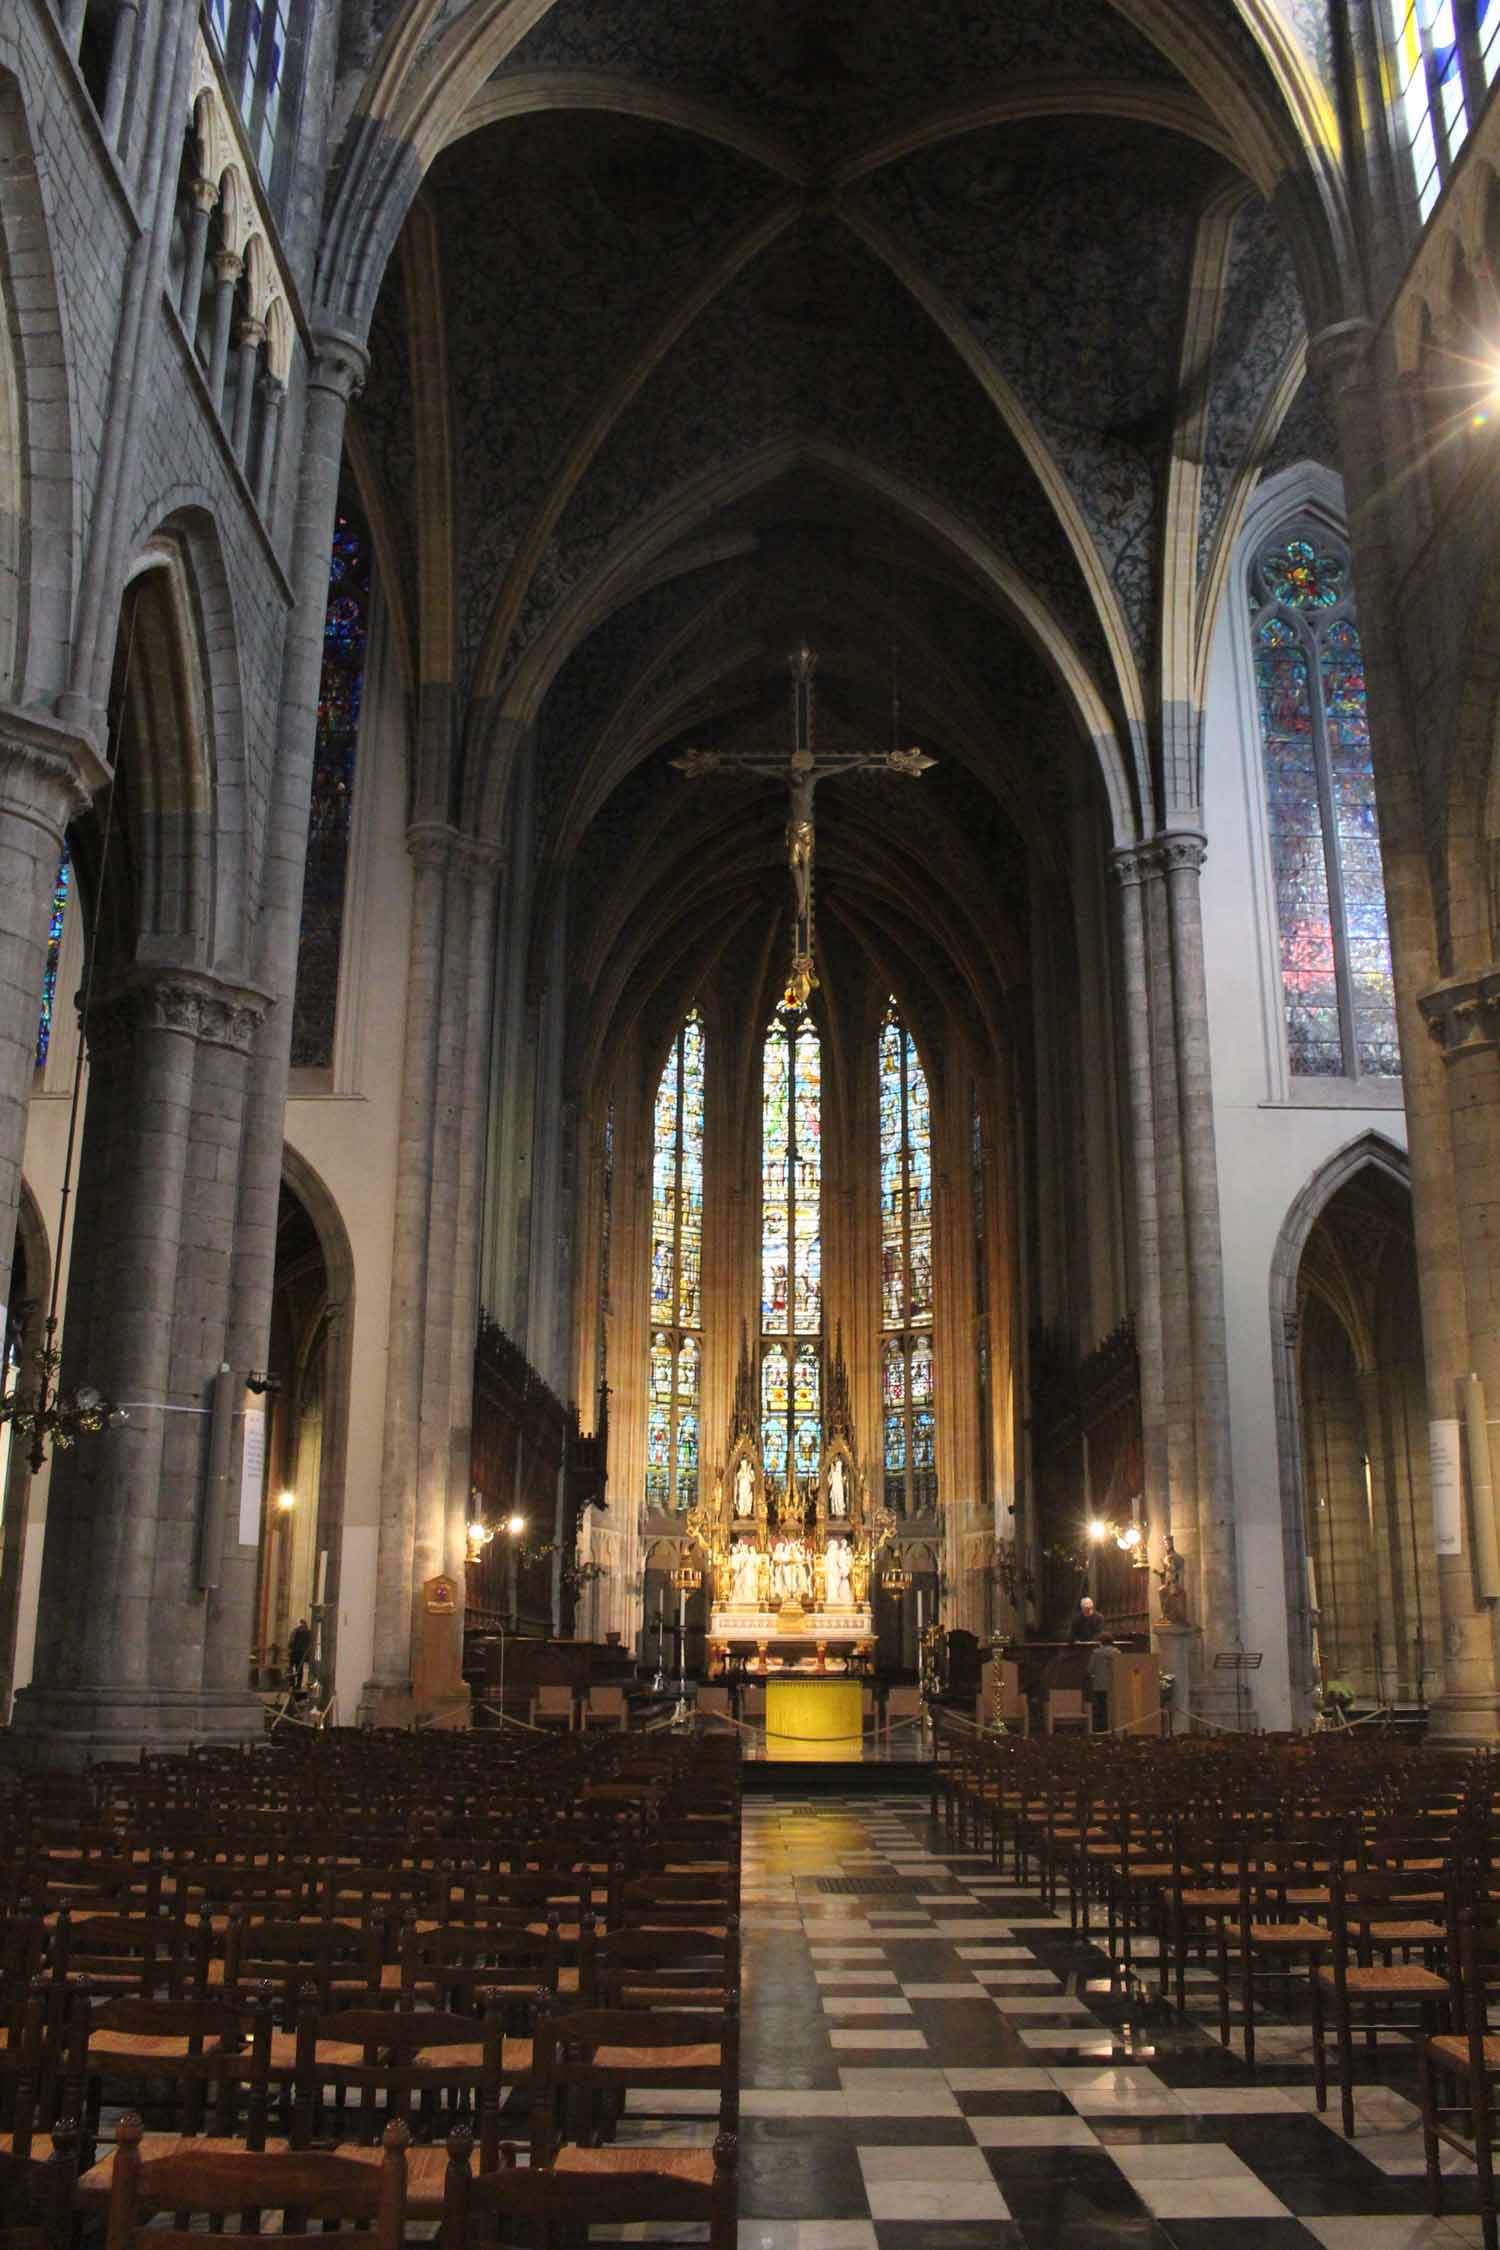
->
xmin=288 ymin=1994 xmax=522 ymax=2211
xmin=530 ymin=2002 xmax=738 ymax=2162
xmin=1045 ymin=1688 xmax=1088 ymax=1737
xmin=580 ymin=1920 xmax=740 ymax=2012
xmin=583 ymin=1687 xmax=628 ymax=1732
xmin=72 ymin=1991 xmax=277 ymax=2206
xmin=1420 ymin=1894 xmax=1500 ymax=2249
xmin=102 ymin=2111 xmax=408 ymax=2250
xmin=0 ymin=2122 xmax=79 ymax=2250
xmin=442 ymin=2126 xmax=737 ymax=2250
xmin=1314 ymin=1863 xmax=1447 ymax=2136
xmin=528 ymin=1687 xmax=576 ymax=1733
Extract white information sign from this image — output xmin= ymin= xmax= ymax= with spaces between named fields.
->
xmin=239 ymin=1402 xmax=267 ymax=1547
xmin=1430 ymin=1417 xmax=1463 ymax=1555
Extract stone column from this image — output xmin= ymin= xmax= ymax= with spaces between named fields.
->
xmin=208 ymin=333 xmax=368 ymax=1703
xmin=364 ymin=825 xmax=451 ymax=1713
xmin=15 ymin=969 xmax=267 ymax=1760
xmin=230 ymin=316 xmax=265 ymax=465
xmin=414 ymin=844 xmax=468 ymax=1622
xmin=1141 ymin=848 xmax=1198 ymax=1620
xmin=178 ymin=178 xmax=218 ymax=333
xmin=446 ymin=843 xmax=502 ymax=1593
xmin=1111 ymin=847 xmax=1170 ymax=1588
xmin=0 ymin=717 xmax=104 ymax=1325
xmin=1418 ymin=974 xmax=1500 ymax=1734
xmin=100 ymin=0 xmax=142 ymax=152
xmin=1160 ymin=832 xmax=1241 ymax=1666
xmin=206 ymin=252 xmax=243 ymax=411
xmin=1313 ymin=321 xmax=1499 ymax=1738
xmin=254 ymin=377 xmax=287 ymax=520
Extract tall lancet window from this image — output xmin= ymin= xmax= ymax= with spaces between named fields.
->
xmin=761 ymin=1010 xmax=822 ymax=1498
xmin=880 ymin=1003 xmax=937 ymax=1514
xmin=646 ymin=1015 xmax=704 ymax=1510
xmin=1251 ymin=530 xmax=1398 ymax=1081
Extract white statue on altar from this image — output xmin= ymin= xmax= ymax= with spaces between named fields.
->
xmin=794 ymin=1540 xmax=813 ymax=1601
xmin=730 ymin=1538 xmax=759 ymax=1606
xmin=733 ymin=1456 xmax=756 ymax=1517
xmin=825 ymin=1534 xmax=853 ymax=1608
xmin=772 ymin=1536 xmax=806 ymax=1602
xmin=827 ymin=1457 xmax=848 ymax=1518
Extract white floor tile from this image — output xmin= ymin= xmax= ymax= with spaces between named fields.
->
xmin=862 ymin=2182 xmax=1011 ymax=2222
xmin=828 ymin=2028 xmax=928 ymax=2050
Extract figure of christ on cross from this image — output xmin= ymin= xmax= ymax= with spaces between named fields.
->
xmin=672 ymin=643 xmax=935 ymax=1008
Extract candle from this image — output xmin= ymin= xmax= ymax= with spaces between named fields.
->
xmin=315 ymin=1548 xmax=328 ymax=1607
xmin=917 ymin=1587 xmax=924 ymax=1636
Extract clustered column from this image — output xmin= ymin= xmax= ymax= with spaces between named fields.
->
xmin=16 ymin=969 xmax=267 ymax=1756
xmin=1111 ymin=829 xmax=1242 ymax=1704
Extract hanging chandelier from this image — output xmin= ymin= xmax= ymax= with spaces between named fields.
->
xmin=0 ymin=1337 xmax=117 ymax=1476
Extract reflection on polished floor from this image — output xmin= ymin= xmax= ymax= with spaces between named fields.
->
xmin=736 ymin=1796 xmax=1482 ymax=2250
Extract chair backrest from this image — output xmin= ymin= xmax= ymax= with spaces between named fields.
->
xmin=103 ymin=2112 xmax=407 ymax=2250
xmin=886 ymin=1687 xmax=923 ymax=1722
xmin=441 ymin=2128 xmax=737 ymax=2250
xmin=535 ymin=1686 xmax=574 ymax=1716
xmin=589 ymin=1686 xmax=626 ymax=1717
xmin=0 ymin=2121 xmax=79 ymax=2250
xmin=530 ymin=2002 xmax=739 ymax=2161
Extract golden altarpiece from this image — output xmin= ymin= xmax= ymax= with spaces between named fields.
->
xmin=684 ymin=1332 xmax=895 ymax=1672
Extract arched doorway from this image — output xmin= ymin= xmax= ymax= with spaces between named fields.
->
xmin=1277 ymin=1148 xmax=1436 ymax=1714
xmin=252 ymin=1158 xmax=352 ymax=1701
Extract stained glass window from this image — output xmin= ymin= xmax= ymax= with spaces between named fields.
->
xmin=644 ymin=1013 xmax=705 ymax=1508
xmin=762 ymin=1009 xmax=821 ymax=1495
xmin=1251 ymin=528 xmax=1398 ymax=1081
xmin=208 ymin=1 xmax=294 ymax=188
xmin=879 ymin=1002 xmax=938 ymax=1513
xmin=290 ymin=505 xmax=370 ymax=1070
xmin=35 ymin=847 xmax=70 ymax=1070
xmin=1386 ymin=0 xmax=1493 ymax=222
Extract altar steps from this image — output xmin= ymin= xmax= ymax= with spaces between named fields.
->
xmin=743 ymin=1756 xmax=930 ymax=1797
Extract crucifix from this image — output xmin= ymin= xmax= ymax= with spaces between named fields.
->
xmin=672 ymin=643 xmax=935 ymax=1009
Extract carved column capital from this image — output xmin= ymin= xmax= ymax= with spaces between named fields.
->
xmin=406 ymin=821 xmax=457 ymax=876
xmin=1154 ymin=829 xmax=1208 ymax=878
xmin=211 ymin=249 xmax=244 ymax=288
xmin=88 ymin=967 xmax=272 ymax=1052
xmin=0 ymin=708 xmax=110 ymax=834
xmin=455 ymin=836 xmax=505 ymax=888
xmin=189 ymin=173 xmax=219 ymax=216
xmin=1418 ymin=967 xmax=1500 ymax=1060
xmin=307 ymin=327 xmax=370 ymax=407
xmin=1108 ymin=844 xmax=1153 ymax=889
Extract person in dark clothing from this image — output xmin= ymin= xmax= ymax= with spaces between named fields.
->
xmin=288 ymin=1618 xmax=313 ymax=1691
xmin=1069 ymin=1595 xmax=1102 ymax=1643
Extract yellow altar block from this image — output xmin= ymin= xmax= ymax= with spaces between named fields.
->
xmin=765 ymin=1677 xmax=863 ymax=1762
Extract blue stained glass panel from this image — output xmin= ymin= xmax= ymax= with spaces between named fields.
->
xmin=35 ymin=848 xmax=70 ymax=1069
xmin=885 ymin=1413 xmax=905 ymax=1473
xmin=762 ymin=1010 xmax=821 ymax=1475
xmin=292 ymin=510 xmax=370 ymax=1069
xmin=644 ymin=1014 xmax=705 ymax=1505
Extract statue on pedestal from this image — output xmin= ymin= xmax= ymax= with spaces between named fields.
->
xmin=733 ymin=1455 xmax=756 ymax=1518
xmin=825 ymin=1534 xmax=853 ymax=1608
xmin=827 ymin=1457 xmax=848 ymax=1518
xmin=730 ymin=1538 xmax=759 ymax=1607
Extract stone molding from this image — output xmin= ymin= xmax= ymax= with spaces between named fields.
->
xmin=0 ymin=708 xmax=111 ymax=835
xmin=87 ymin=967 xmax=272 ymax=1054
xmin=1419 ymin=967 xmax=1500 ymax=1060
xmin=455 ymin=836 xmax=505 ymax=887
xmin=1307 ymin=317 xmax=1377 ymax=401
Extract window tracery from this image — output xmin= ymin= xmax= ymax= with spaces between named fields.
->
xmin=646 ymin=1014 xmax=704 ymax=1510
xmin=880 ymin=1004 xmax=937 ymax=1514
xmin=1388 ymin=0 xmax=1499 ymax=221
xmin=1250 ymin=528 xmax=1398 ymax=1082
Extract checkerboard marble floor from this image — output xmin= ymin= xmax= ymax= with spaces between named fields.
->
xmin=729 ymin=1795 xmax=1482 ymax=2250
